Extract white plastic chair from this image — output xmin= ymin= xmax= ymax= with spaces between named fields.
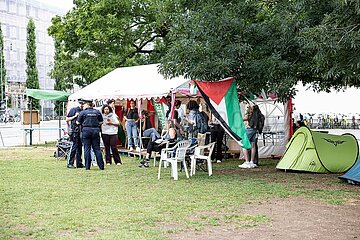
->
xmin=190 ymin=142 xmax=216 ymax=177
xmin=158 ymin=140 xmax=191 ymax=180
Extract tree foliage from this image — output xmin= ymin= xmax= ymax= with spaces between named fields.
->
xmin=0 ymin=23 xmax=6 ymax=105
xmin=26 ymin=19 xmax=40 ymax=110
xmin=297 ymin=0 xmax=360 ymax=91
xmin=48 ymin=0 xmax=360 ymax=101
xmin=51 ymin=39 xmax=67 ymax=116
xmin=48 ymin=0 xmax=179 ymax=86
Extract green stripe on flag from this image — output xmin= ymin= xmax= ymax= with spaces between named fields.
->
xmin=225 ymin=82 xmax=251 ymax=149
xmin=152 ymin=100 xmax=166 ymax=129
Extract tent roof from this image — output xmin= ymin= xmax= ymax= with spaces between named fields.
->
xmin=68 ymin=64 xmax=189 ymax=101
xmin=26 ymin=89 xmax=70 ymax=101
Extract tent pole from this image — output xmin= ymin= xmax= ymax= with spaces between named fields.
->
xmin=138 ymin=98 xmax=142 ymax=155
xmin=29 ymin=98 xmax=33 ymax=146
xmin=58 ymin=101 xmax=62 ymax=139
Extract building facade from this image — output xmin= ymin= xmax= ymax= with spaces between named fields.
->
xmin=0 ymin=0 xmax=66 ymax=117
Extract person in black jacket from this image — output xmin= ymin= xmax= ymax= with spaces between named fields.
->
xmin=65 ymin=99 xmax=84 ymax=169
xmin=76 ymin=99 xmax=104 ymax=170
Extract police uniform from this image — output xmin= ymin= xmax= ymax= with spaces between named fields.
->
xmin=77 ymin=100 xmax=104 ymax=170
xmin=66 ymin=105 xmax=83 ymax=168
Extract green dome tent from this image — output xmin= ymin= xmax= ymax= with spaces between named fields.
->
xmin=276 ymin=127 xmax=358 ymax=173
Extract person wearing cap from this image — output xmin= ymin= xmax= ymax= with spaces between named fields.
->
xmin=65 ymin=99 xmax=85 ymax=169
xmin=76 ymin=99 xmax=105 ymax=170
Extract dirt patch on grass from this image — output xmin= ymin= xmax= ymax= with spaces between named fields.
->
xmin=169 ymin=197 xmax=360 ymax=240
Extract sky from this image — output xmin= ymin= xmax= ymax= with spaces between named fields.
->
xmin=293 ymin=84 xmax=360 ymax=115
xmin=36 ymin=0 xmax=74 ymax=12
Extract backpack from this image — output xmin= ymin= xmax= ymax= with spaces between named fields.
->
xmin=249 ymin=107 xmax=265 ymax=134
xmin=195 ymin=112 xmax=209 ymax=134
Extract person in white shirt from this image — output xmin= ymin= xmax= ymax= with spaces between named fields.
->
xmin=101 ymin=104 xmax=122 ymax=165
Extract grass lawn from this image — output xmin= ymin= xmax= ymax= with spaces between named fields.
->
xmin=1 ymin=147 xmax=359 ymax=239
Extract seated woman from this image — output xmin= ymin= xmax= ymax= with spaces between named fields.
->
xmin=138 ymin=110 xmax=160 ymax=142
xmin=139 ymin=127 xmax=179 ymax=168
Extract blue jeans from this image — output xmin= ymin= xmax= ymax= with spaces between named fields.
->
xmin=246 ymin=127 xmax=257 ymax=143
xmin=143 ymin=128 xmax=161 ymax=141
xmin=126 ymin=120 xmax=139 ymax=147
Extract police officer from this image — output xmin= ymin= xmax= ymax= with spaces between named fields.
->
xmin=66 ymin=99 xmax=84 ymax=168
xmin=76 ymin=99 xmax=104 ymax=170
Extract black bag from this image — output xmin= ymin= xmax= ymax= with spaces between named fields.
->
xmin=249 ymin=106 xmax=265 ymax=134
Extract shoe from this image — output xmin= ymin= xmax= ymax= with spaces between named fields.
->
xmin=216 ymin=160 xmax=222 ymax=163
xmin=238 ymin=162 xmax=251 ymax=169
xmin=67 ymin=164 xmax=75 ymax=169
xmin=249 ymin=162 xmax=257 ymax=168
xmin=106 ymin=163 xmax=111 ymax=166
xmin=143 ymin=162 xmax=149 ymax=168
xmin=129 ymin=147 xmax=134 ymax=151
xmin=116 ymin=163 xmax=121 ymax=166
xmin=135 ymin=146 xmax=141 ymax=152
xmin=76 ymin=165 xmax=84 ymax=168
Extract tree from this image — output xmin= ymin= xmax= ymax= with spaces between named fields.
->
xmin=296 ymin=0 xmax=360 ymax=91
xmin=160 ymin=0 xmax=301 ymax=101
xmin=48 ymin=0 xmax=360 ymax=100
xmin=26 ymin=18 xmax=40 ymax=110
xmin=51 ymin=39 xmax=67 ymax=116
xmin=160 ymin=0 xmax=360 ymax=101
xmin=48 ymin=0 xmax=177 ymax=86
xmin=0 ymin=23 xmax=6 ymax=107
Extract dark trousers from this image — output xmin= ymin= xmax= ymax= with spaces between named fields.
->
xmin=146 ymin=141 xmax=164 ymax=154
xmin=82 ymin=128 xmax=104 ymax=170
xmin=210 ymin=124 xmax=225 ymax=161
xmin=68 ymin=131 xmax=83 ymax=167
xmin=101 ymin=134 xmax=122 ymax=164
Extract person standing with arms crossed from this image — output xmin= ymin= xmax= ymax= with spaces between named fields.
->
xmin=124 ymin=99 xmax=140 ymax=152
xmin=76 ymin=99 xmax=104 ymax=170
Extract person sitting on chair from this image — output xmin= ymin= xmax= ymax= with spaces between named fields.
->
xmin=139 ymin=128 xmax=179 ymax=168
xmin=138 ymin=110 xmax=160 ymax=142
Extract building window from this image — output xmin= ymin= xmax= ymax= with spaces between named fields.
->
xmin=26 ymin=5 xmax=30 ymax=17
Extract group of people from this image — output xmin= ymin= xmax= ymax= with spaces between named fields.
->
xmin=138 ymin=99 xmax=225 ymax=168
xmin=66 ymin=96 xmax=264 ymax=171
xmin=66 ymin=98 xmax=122 ymax=170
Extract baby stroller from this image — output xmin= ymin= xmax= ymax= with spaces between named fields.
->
xmin=54 ymin=135 xmax=72 ymax=160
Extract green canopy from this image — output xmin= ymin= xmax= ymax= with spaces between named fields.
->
xmin=26 ymin=89 xmax=70 ymax=101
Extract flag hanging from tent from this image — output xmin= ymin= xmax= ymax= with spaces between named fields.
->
xmin=195 ymin=78 xmax=251 ymax=149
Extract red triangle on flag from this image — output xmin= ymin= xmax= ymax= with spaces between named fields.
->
xmin=195 ymin=78 xmax=234 ymax=105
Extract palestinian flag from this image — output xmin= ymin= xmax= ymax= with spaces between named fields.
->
xmin=195 ymin=78 xmax=251 ymax=149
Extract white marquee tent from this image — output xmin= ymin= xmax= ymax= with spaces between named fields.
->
xmin=68 ymin=64 xmax=189 ymax=101
xmin=68 ymin=64 xmax=291 ymax=158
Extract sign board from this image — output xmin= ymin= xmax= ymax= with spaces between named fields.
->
xmin=21 ymin=110 xmax=40 ymax=125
